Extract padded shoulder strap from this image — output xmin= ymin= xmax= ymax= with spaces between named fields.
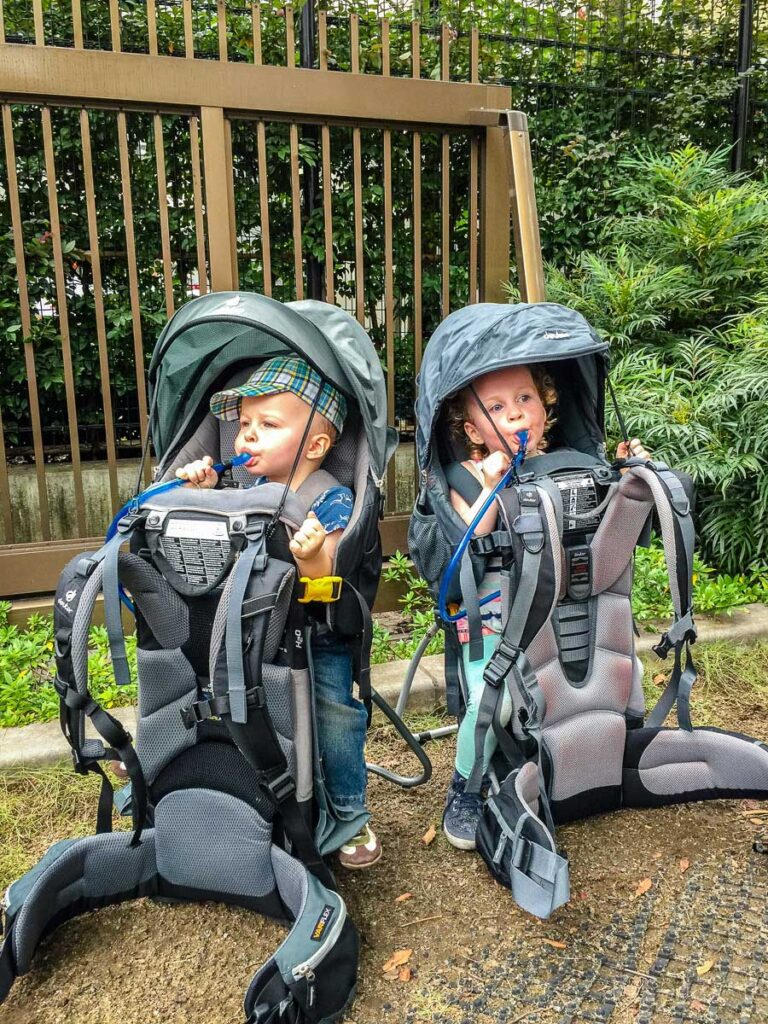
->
xmin=294 ymin=469 xmax=343 ymax=512
xmin=444 ymin=461 xmax=483 ymax=505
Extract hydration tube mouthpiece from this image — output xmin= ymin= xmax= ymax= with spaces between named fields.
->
xmin=514 ymin=429 xmax=529 ymax=472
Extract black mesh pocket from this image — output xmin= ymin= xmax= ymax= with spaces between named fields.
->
xmin=408 ymin=507 xmax=453 ymax=590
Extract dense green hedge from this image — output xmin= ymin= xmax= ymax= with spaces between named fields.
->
xmin=1 ymin=1 xmax=766 ymax=567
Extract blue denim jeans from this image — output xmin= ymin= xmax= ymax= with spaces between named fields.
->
xmin=311 ymin=632 xmax=368 ymax=813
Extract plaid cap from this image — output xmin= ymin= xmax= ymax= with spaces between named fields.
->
xmin=210 ymin=355 xmax=347 ymax=433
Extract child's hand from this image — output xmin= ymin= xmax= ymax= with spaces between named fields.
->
xmin=616 ymin=438 xmax=652 ymax=462
xmin=175 ymin=455 xmax=219 ymax=488
xmin=289 ymin=511 xmax=327 ymax=563
xmin=480 ymin=450 xmax=511 ymax=489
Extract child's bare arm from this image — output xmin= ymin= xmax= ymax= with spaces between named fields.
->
xmin=289 ymin=511 xmax=341 ymax=579
xmin=175 ymin=455 xmax=220 ymax=488
xmin=449 ymin=452 xmax=510 ymax=535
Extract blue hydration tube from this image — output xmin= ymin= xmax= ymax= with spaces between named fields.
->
xmin=438 ymin=430 xmax=529 ymax=624
xmin=106 ymin=452 xmax=251 ymax=613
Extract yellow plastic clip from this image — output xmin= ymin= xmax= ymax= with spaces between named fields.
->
xmin=297 ymin=576 xmax=343 ymax=603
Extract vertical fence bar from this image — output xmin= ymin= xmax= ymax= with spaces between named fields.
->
xmin=289 ymin=123 xmax=305 ymax=301
xmin=256 ymin=120 xmax=272 ymax=296
xmin=285 ymin=6 xmax=303 ymax=299
xmin=223 ymin=117 xmax=239 ymax=289
xmin=319 ymin=11 xmax=334 ymax=303
xmin=2 ymin=105 xmax=50 ymax=540
xmin=80 ymin=109 xmax=120 ymax=509
xmin=441 ymin=23 xmax=450 ymax=319
xmin=468 ymin=27 xmax=479 ymax=304
xmin=189 ymin=114 xmax=208 ymax=295
xmin=504 ymin=112 xmax=545 ymax=302
xmin=42 ymin=107 xmax=87 ymax=536
xmin=32 ymin=0 xmax=44 ymax=44
xmin=411 ymin=19 xmax=423 ymax=373
xmin=382 ymin=17 xmax=397 ymax=511
xmin=285 ymin=4 xmax=295 ymax=65
xmin=117 ymin=111 xmax=150 ymax=480
xmin=3 ymin=105 xmax=49 ymax=540
xmin=218 ymin=0 xmax=228 ymax=61
xmin=110 ymin=0 xmax=120 ymax=51
xmin=480 ymin=123 xmax=511 ymax=303
xmin=350 ymin=13 xmax=364 ymax=325
xmin=72 ymin=0 xmax=84 ymax=49
xmin=0 ymin=3 xmax=5 ymax=43
xmin=382 ymin=19 xmax=395 ymax=428
xmin=153 ymin=115 xmax=175 ymax=317
xmin=184 ymin=0 xmax=194 ymax=58
xmin=147 ymin=0 xmax=158 ymax=56
xmin=251 ymin=2 xmax=262 ymax=63
xmin=201 ymin=106 xmax=237 ymax=293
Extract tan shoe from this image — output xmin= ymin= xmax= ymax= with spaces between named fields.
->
xmin=337 ymin=824 xmax=382 ymax=870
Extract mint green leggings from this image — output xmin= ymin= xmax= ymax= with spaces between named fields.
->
xmin=455 ymin=634 xmax=513 ymax=780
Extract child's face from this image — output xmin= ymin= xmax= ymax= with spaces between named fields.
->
xmin=234 ymin=392 xmax=329 ymax=484
xmin=463 ymin=365 xmax=548 ymax=456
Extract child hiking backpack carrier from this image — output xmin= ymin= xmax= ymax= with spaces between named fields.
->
xmin=407 ymin=301 xmax=768 ymax=920
xmin=0 ymin=293 xmax=410 ymax=1023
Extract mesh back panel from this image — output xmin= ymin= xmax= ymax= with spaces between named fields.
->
xmin=119 ymin=553 xmax=189 ymax=648
xmin=263 ymin=570 xmax=294 ymax=663
xmin=149 ymin=737 xmax=274 ymax=821
xmin=261 ymin=663 xmax=294 ymax=739
xmin=154 ymin=788 xmax=276 ymax=898
xmin=594 ymin=592 xmax=633 ymax=655
xmin=535 ymin=647 xmax=632 ymax=726
xmin=14 ymin=832 xmax=158 ymax=971
xmin=136 ymin=648 xmax=197 ymax=782
xmin=271 ymin=845 xmax=308 ymax=919
xmin=544 ymin=711 xmax=626 ymax=801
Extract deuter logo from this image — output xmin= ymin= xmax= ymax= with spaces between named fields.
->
xmin=543 ymin=330 xmax=570 ymax=340
xmin=66 ymin=589 xmax=77 ymax=602
xmin=57 ymin=589 xmax=77 ymax=614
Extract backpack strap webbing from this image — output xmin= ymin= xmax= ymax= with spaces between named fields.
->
xmin=211 ymin=530 xmax=335 ymax=889
xmin=54 ymin=527 xmax=149 ymax=846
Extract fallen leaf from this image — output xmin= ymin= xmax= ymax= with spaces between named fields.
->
xmin=690 ymin=1000 xmax=707 ymax=1013
xmin=398 ymin=966 xmax=412 ymax=982
xmin=395 ymin=893 xmax=413 ymax=903
xmin=696 ymin=959 xmax=715 ymax=977
xmin=679 ymin=858 xmax=690 ymax=873
xmin=422 ymin=825 xmax=436 ymax=846
xmin=631 ymin=878 xmax=653 ymax=900
xmin=382 ymin=949 xmax=413 ymax=973
xmin=750 ymin=818 xmax=766 ymax=825
xmin=383 ymin=968 xmax=399 ymax=981
xmin=653 ymin=673 xmax=666 ymax=685
xmin=542 ymin=939 xmax=567 ymax=949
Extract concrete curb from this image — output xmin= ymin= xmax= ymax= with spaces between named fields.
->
xmin=3 ymin=603 xmax=768 ymax=771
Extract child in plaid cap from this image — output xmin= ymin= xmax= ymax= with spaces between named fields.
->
xmin=174 ymin=354 xmax=382 ymax=869
xmin=179 ymin=354 xmax=350 ymax=576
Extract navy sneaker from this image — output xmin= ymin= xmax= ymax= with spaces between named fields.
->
xmin=442 ymin=771 xmax=484 ymax=850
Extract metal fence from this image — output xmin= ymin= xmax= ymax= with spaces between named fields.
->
xmin=0 ymin=1 xmax=545 ymax=599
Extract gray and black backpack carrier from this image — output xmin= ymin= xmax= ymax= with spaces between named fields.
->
xmin=408 ymin=301 xmax=768 ymax=920
xmin=0 ymin=293 xmax=399 ymax=1023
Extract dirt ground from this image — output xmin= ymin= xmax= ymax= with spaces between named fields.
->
xmin=2 ymin=692 xmax=768 ymax=1024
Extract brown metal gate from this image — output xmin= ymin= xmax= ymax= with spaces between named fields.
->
xmin=0 ymin=3 xmax=543 ymax=604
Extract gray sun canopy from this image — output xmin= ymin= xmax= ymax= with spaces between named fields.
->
xmin=148 ymin=292 xmax=397 ymax=481
xmin=415 ymin=302 xmax=611 ymax=469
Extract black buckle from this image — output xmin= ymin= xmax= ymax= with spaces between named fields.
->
xmin=265 ymin=770 xmax=296 ymax=804
xmin=482 ymin=639 xmax=521 ymax=688
xmin=470 ymin=534 xmax=496 ymax=557
xmin=180 ymin=700 xmax=213 ymax=729
xmin=652 ymin=628 xmax=696 ymax=660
